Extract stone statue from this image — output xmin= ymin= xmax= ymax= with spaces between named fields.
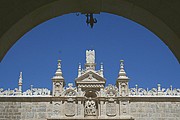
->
xmin=86 ymin=50 xmax=95 ymax=64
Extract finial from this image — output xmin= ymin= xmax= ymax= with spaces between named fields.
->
xmin=78 ymin=63 xmax=81 ymax=70
xmin=157 ymin=84 xmax=161 ymax=91
xmin=100 ymin=62 xmax=104 ymax=77
xmin=78 ymin=63 xmax=82 ymax=77
xmin=54 ymin=59 xmax=63 ymax=78
xmin=18 ymin=72 xmax=23 ymax=92
xmin=19 ymin=72 xmax=22 ymax=83
xmin=135 ymin=84 xmax=138 ymax=89
xmin=57 ymin=59 xmax=61 ymax=69
xmin=118 ymin=60 xmax=128 ymax=79
xmin=100 ymin=62 xmax=103 ymax=71
xmin=120 ymin=60 xmax=124 ymax=69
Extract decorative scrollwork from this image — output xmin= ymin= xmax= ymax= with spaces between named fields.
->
xmin=62 ymin=83 xmax=77 ymax=97
xmin=23 ymin=88 xmax=51 ymax=96
xmin=105 ymin=84 xmax=118 ymax=97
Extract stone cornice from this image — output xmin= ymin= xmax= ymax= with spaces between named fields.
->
xmin=0 ymin=96 xmax=180 ymax=102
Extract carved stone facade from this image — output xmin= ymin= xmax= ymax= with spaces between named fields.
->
xmin=0 ymin=50 xmax=180 ymax=120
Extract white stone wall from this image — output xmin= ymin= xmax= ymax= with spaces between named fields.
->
xmin=0 ymin=98 xmax=180 ymax=120
xmin=0 ymin=102 xmax=53 ymax=120
xmin=129 ymin=102 xmax=180 ymax=120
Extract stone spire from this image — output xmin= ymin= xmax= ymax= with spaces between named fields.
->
xmin=53 ymin=60 xmax=64 ymax=79
xmin=52 ymin=59 xmax=65 ymax=96
xmin=18 ymin=72 xmax=23 ymax=93
xmin=116 ymin=60 xmax=129 ymax=96
xmin=117 ymin=60 xmax=128 ymax=79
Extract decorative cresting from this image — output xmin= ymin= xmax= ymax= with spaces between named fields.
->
xmin=129 ymin=84 xmax=180 ymax=96
xmin=104 ymin=84 xmax=118 ymax=97
xmin=62 ymin=83 xmax=77 ymax=97
xmin=23 ymin=85 xmax=50 ymax=96
xmin=0 ymin=72 xmax=51 ymax=96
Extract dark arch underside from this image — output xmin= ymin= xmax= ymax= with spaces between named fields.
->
xmin=0 ymin=0 xmax=180 ymax=62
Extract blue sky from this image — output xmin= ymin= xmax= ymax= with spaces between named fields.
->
xmin=0 ymin=13 xmax=179 ymax=91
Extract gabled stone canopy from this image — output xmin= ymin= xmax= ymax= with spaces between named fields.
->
xmin=75 ymin=50 xmax=106 ymax=91
xmin=75 ymin=70 xmax=106 ymax=83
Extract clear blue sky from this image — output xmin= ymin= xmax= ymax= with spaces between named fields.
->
xmin=0 ymin=13 xmax=179 ymax=91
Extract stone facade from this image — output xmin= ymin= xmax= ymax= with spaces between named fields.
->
xmin=0 ymin=97 xmax=180 ymax=120
xmin=0 ymin=50 xmax=180 ymax=120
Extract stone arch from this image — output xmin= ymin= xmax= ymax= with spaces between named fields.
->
xmin=84 ymin=89 xmax=98 ymax=98
xmin=0 ymin=1 xmax=180 ymax=62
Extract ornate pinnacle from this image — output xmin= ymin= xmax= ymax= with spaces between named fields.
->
xmin=100 ymin=62 xmax=104 ymax=77
xmin=120 ymin=60 xmax=124 ymax=69
xmin=54 ymin=59 xmax=63 ymax=78
xmin=118 ymin=60 xmax=128 ymax=79
xmin=57 ymin=60 xmax=61 ymax=69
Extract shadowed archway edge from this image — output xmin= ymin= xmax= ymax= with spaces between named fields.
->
xmin=0 ymin=0 xmax=179 ymax=62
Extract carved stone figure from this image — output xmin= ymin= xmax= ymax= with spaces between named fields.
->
xmin=86 ymin=50 xmax=95 ymax=64
xmin=85 ymin=99 xmax=96 ymax=116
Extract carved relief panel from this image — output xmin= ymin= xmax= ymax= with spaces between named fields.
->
xmin=65 ymin=98 xmax=75 ymax=116
xmin=52 ymin=102 xmax=61 ymax=117
xmin=120 ymin=101 xmax=129 ymax=115
xmin=106 ymin=98 xmax=117 ymax=116
xmin=106 ymin=101 xmax=116 ymax=116
xmin=85 ymin=99 xmax=97 ymax=116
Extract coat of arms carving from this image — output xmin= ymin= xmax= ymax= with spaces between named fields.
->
xmin=106 ymin=102 xmax=116 ymax=116
xmin=85 ymin=99 xmax=97 ymax=116
xmin=65 ymin=101 xmax=75 ymax=116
